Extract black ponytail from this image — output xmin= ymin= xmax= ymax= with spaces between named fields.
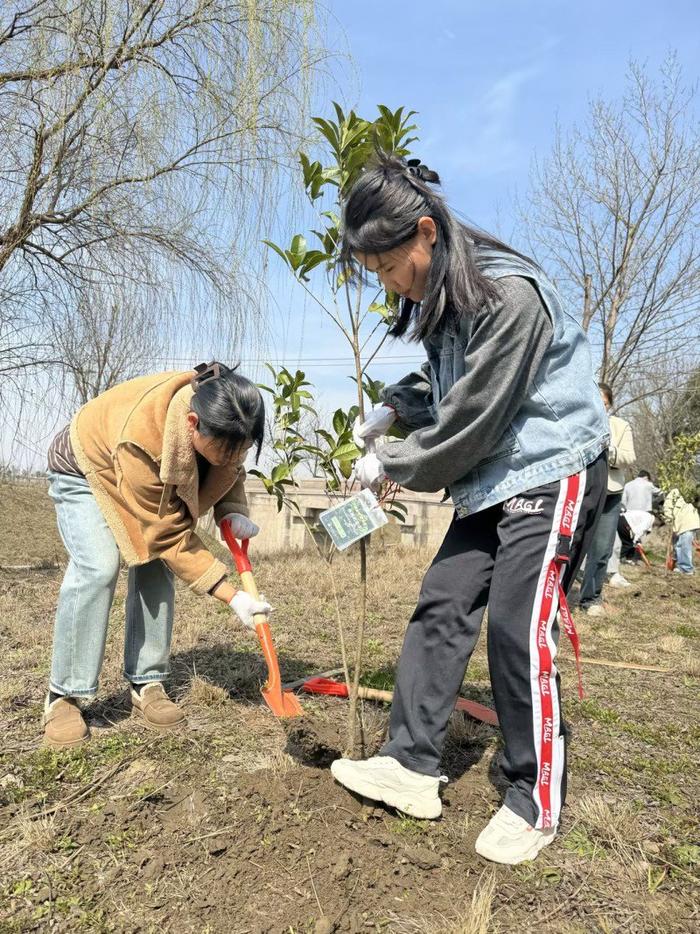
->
xmin=340 ymin=151 xmax=536 ymax=341
xmin=190 ymin=362 xmax=265 ymax=460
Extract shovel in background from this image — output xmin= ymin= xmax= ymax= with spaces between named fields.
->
xmin=220 ymin=522 xmax=303 ymax=719
xmin=300 ymin=677 xmax=499 ymax=727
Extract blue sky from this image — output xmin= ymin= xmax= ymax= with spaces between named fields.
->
xmin=253 ymin=0 xmax=700 ymax=417
xmin=9 ymin=2 xmax=700 ymax=468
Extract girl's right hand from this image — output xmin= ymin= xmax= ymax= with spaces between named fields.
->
xmin=352 ymin=405 xmax=396 ymax=448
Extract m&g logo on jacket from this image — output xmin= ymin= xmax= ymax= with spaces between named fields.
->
xmin=504 ymin=496 xmax=544 ymax=515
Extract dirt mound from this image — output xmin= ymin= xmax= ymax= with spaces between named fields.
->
xmin=283 ymin=716 xmax=344 ymax=767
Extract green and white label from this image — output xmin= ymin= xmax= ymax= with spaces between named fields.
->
xmin=320 ymin=489 xmax=388 ymax=551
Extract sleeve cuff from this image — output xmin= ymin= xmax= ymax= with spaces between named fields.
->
xmin=190 ymin=559 xmax=230 ymax=596
xmin=213 ymin=501 xmax=250 ymax=522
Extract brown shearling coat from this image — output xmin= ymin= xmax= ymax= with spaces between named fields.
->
xmin=70 ymin=371 xmax=249 ymax=595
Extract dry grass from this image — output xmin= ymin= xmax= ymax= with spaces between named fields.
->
xmin=14 ymin=807 xmax=57 ymax=854
xmin=257 ymin=748 xmax=298 ymax=776
xmin=182 ymin=674 xmax=231 ymax=708
xmin=459 ymin=869 xmax=497 ymax=934
xmin=659 ymin=634 xmax=685 ymax=653
xmin=388 ymin=869 xmax=496 ymax=934
xmin=683 ymin=650 xmax=700 ymax=677
xmin=568 ymin=794 xmax=644 ymax=865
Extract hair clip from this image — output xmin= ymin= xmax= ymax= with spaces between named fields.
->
xmin=191 ymin=361 xmax=221 ymax=391
xmin=405 ymin=158 xmax=438 ymax=185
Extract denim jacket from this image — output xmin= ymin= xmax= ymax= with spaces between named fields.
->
xmin=379 ymin=246 xmax=609 ymax=516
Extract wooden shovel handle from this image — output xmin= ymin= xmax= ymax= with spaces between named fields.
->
xmin=356 ymin=685 xmax=394 ymax=703
xmin=238 ymin=569 xmax=269 ymax=627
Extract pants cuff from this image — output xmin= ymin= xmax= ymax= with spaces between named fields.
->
xmin=49 ymin=682 xmax=97 ymax=698
xmin=124 ymin=674 xmax=168 ymax=685
xmin=378 ymin=744 xmax=441 ymax=777
xmin=503 ymin=790 xmax=538 ymax=828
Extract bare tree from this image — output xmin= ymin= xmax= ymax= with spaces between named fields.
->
xmin=0 ymin=0 xmax=326 ymax=421
xmin=49 ymin=281 xmax=158 ymax=404
xmin=626 ymin=359 xmax=700 ymax=475
xmin=523 ymin=55 xmax=700 ymax=395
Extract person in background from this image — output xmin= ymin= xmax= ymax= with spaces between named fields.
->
xmin=579 ymin=383 xmax=636 ymax=611
xmin=664 ymin=488 xmax=700 ymax=575
xmin=622 ymin=470 xmax=657 ymax=513
xmin=609 ymin=470 xmax=659 ymax=573
xmin=618 ymin=509 xmax=655 ymax=562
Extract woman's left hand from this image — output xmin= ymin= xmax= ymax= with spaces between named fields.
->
xmin=221 ymin=513 xmax=260 ymax=539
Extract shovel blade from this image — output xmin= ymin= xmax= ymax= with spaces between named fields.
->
xmin=261 ymin=685 xmax=304 ymax=718
xmin=455 ymin=697 xmax=499 ymax=727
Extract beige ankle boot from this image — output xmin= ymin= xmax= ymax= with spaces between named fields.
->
xmin=43 ymin=696 xmax=90 ymax=749
xmin=131 ymin=683 xmax=185 ymax=731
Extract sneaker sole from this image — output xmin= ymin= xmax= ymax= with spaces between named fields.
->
xmin=330 ymin=761 xmax=442 ymax=820
xmin=131 ymin=708 xmax=186 ymax=732
xmin=42 ymin=733 xmax=91 ymax=750
xmin=475 ymin=828 xmax=556 ymax=865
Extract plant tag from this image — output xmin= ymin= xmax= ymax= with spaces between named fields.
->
xmin=319 ymin=489 xmax=388 ymax=551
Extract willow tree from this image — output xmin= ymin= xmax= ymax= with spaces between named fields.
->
xmin=0 ymin=0 xmax=323 ymax=424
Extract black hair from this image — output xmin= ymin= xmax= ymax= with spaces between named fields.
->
xmin=339 ymin=151 xmax=537 ymax=341
xmin=598 ymin=382 xmax=613 ymax=407
xmin=638 ymin=470 xmax=651 ymax=479
xmin=190 ymin=362 xmax=264 ymax=460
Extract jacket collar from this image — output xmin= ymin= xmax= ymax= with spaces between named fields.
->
xmin=159 ymin=385 xmax=240 ymax=520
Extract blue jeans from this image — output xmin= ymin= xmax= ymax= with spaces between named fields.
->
xmin=675 ymin=530 xmax=697 ymax=574
xmin=579 ymin=492 xmax=622 ymax=607
xmin=48 ymin=472 xmax=175 ymax=697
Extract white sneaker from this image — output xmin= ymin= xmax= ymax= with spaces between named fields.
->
xmin=330 ymin=755 xmax=445 ymax=819
xmin=475 ymin=804 xmax=557 ymax=864
xmin=608 ymin=572 xmax=631 ymax=588
xmin=586 ymin=603 xmax=606 ymax=617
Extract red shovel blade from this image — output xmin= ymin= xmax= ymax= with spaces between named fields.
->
xmin=301 ymin=677 xmax=498 ymax=727
xmin=301 ymin=677 xmax=350 ymax=697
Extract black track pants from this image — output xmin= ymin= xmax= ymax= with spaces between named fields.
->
xmin=380 ymin=452 xmax=607 ymax=828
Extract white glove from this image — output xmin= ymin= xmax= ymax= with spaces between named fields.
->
xmin=221 ymin=513 xmax=260 ymax=539
xmin=229 ymin=591 xmax=272 ymax=629
xmin=353 ymin=452 xmax=386 ymax=492
xmin=352 ymin=405 xmax=396 ymax=449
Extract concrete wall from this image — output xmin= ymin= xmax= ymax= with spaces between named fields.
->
xmin=203 ymin=478 xmax=453 ymax=555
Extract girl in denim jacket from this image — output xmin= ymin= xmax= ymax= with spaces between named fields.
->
xmin=330 ymin=153 xmax=609 ymax=865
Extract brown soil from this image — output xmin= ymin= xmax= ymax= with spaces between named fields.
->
xmin=283 ymin=716 xmax=346 ymax=768
xmin=1 ymin=483 xmax=699 ymax=932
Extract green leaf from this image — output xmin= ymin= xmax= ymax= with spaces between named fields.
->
xmin=386 ymin=508 xmax=408 ymax=522
xmin=312 ymin=117 xmax=341 ymax=156
xmin=388 ymin=500 xmax=408 ymax=515
xmin=368 ymin=302 xmax=391 ymax=320
xmin=332 ymin=409 xmax=348 ymax=435
xmin=332 ymin=442 xmax=361 ymax=461
xmin=299 ymin=249 xmax=330 ymax=280
xmin=263 ymin=240 xmax=291 ymax=267
xmin=290 ymin=233 xmax=307 ymax=257
xmin=316 ymin=429 xmax=336 ymax=449
xmin=271 ymin=463 xmax=291 ymax=484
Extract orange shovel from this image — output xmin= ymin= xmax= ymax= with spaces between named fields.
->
xmin=221 ymin=523 xmax=303 ymax=718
